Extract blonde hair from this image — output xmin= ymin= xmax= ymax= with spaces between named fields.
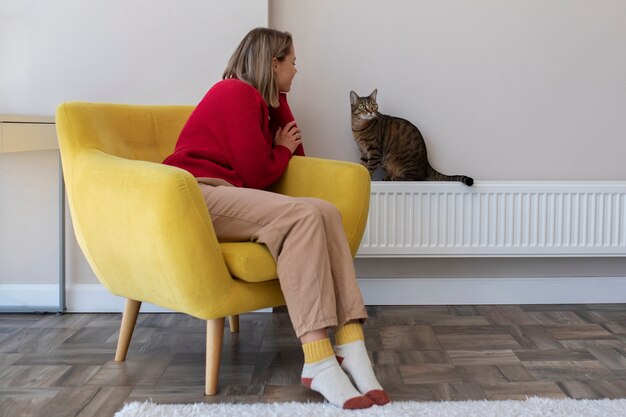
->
xmin=223 ymin=27 xmax=293 ymax=108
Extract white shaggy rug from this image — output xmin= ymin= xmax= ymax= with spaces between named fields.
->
xmin=115 ymin=397 xmax=626 ymax=417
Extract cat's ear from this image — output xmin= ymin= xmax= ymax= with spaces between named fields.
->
xmin=369 ymin=89 xmax=378 ymax=101
xmin=350 ymin=90 xmax=359 ymax=105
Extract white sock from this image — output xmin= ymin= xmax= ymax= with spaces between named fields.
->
xmin=301 ymin=356 xmax=373 ymax=409
xmin=335 ymin=339 xmax=389 ymax=405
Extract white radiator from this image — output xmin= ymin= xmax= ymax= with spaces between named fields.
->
xmin=357 ymin=181 xmax=626 ymax=257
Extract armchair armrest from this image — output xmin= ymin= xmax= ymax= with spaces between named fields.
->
xmin=269 ymin=156 xmax=371 ymax=256
xmin=69 ymin=149 xmax=235 ymax=316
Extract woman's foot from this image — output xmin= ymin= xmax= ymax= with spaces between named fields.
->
xmin=301 ymin=338 xmax=374 ymax=409
xmin=301 ymin=356 xmax=374 ymax=409
xmin=335 ymin=323 xmax=391 ymax=406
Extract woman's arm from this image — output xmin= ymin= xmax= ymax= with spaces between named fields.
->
xmin=270 ymin=93 xmax=305 ymax=156
xmin=219 ymin=83 xmax=293 ymax=189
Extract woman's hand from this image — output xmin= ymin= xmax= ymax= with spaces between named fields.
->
xmin=274 ymin=120 xmax=302 ymax=153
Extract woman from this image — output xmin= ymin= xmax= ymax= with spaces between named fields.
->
xmin=163 ymin=27 xmax=389 ymax=410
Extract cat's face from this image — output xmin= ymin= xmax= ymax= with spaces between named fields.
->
xmin=350 ymin=89 xmax=378 ymax=120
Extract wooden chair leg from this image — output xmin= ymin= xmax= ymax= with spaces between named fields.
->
xmin=228 ymin=315 xmax=240 ymax=333
xmin=114 ymin=299 xmax=141 ymax=362
xmin=205 ymin=317 xmax=225 ymax=396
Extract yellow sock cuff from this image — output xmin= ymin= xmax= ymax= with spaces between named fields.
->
xmin=335 ymin=322 xmax=364 ymax=345
xmin=302 ymin=338 xmax=334 ymax=364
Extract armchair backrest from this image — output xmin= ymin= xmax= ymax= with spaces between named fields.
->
xmin=56 ymin=102 xmax=194 ymax=164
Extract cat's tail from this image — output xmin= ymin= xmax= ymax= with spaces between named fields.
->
xmin=427 ymin=166 xmax=474 ymax=186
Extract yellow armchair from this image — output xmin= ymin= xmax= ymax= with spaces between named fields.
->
xmin=55 ymin=102 xmax=370 ymax=395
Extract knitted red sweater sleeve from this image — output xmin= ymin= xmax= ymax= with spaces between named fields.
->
xmin=271 ymin=93 xmax=305 ymax=156
xmin=218 ymin=84 xmax=292 ymax=189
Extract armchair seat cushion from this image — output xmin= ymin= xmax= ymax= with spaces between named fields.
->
xmin=219 ymin=242 xmax=277 ymax=283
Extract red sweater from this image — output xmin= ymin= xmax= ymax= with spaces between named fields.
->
xmin=163 ymin=79 xmax=304 ymax=189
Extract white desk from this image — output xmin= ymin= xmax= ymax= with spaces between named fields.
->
xmin=0 ymin=114 xmax=65 ymax=313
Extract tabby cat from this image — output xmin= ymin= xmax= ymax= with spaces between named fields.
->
xmin=350 ymin=89 xmax=473 ymax=186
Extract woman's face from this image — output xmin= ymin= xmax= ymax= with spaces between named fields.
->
xmin=273 ymin=45 xmax=297 ymax=93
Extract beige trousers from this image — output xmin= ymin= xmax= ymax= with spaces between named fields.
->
xmin=198 ymin=183 xmax=368 ymax=338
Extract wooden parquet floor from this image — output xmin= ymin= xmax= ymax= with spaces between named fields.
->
xmin=2 ymin=304 xmax=626 ymax=417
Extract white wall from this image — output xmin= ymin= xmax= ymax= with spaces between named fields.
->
xmin=0 ymin=0 xmax=268 ymax=115
xmin=270 ymin=0 xmax=626 ymax=181
xmin=0 ymin=0 xmax=268 ymax=309
xmin=270 ymin=0 xmax=626 ymax=298
xmin=2 ymin=0 xmax=626 ymax=309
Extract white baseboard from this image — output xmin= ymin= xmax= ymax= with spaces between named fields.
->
xmin=0 ymin=284 xmax=62 ymax=310
xmin=2 ymin=277 xmax=626 ymax=312
xmin=0 ymin=284 xmax=173 ymax=313
xmin=359 ymin=276 xmax=626 ymax=305
xmin=66 ymin=284 xmax=175 ymax=313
